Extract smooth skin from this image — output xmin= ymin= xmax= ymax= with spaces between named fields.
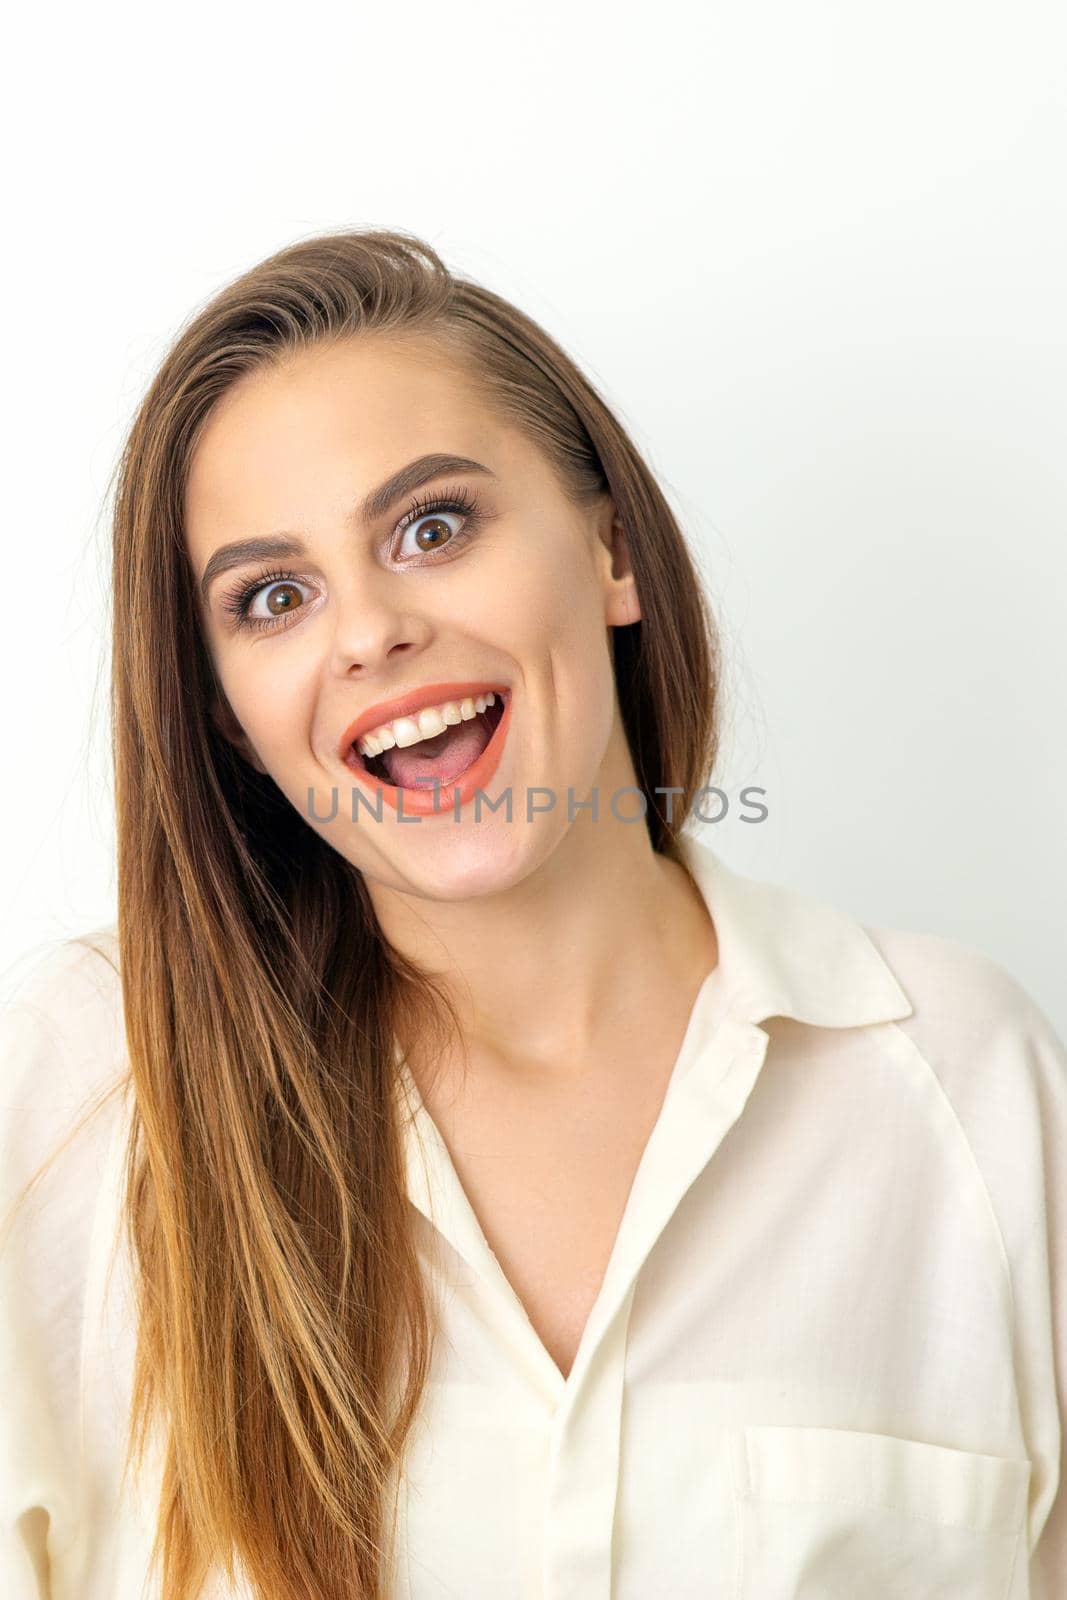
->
xmin=184 ymin=333 xmax=718 ymax=1376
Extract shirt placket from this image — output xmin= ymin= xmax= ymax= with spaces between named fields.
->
xmin=397 ymin=1012 xmax=772 ymax=1600
xmin=541 ymin=1016 xmax=771 ymax=1599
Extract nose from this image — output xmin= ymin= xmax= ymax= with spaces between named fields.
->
xmin=326 ymin=565 xmax=433 ymax=676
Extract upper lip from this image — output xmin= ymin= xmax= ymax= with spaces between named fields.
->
xmin=337 ymin=680 xmax=510 ymax=759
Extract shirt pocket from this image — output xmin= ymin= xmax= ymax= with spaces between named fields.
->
xmin=727 ymin=1423 xmax=1031 ymax=1600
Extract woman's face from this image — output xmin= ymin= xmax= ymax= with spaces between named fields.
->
xmin=183 ymin=333 xmax=641 ymax=900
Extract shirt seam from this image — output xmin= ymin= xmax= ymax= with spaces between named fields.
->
xmin=886 ymin=1019 xmax=1018 ymax=1339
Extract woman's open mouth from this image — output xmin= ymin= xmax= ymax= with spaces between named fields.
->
xmin=345 ymin=688 xmax=512 ymax=814
xmin=356 ymin=692 xmax=506 ymax=786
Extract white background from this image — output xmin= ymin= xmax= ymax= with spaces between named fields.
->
xmin=2 ymin=1 xmax=1064 ymax=1034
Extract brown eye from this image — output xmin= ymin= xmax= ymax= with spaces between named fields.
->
xmin=394 ymin=487 xmax=485 ymax=561
xmin=220 ymin=569 xmax=313 ymax=633
xmin=263 ymin=582 xmax=304 ymax=616
xmin=397 ymin=508 xmax=465 ymax=559
xmin=412 ymin=516 xmax=455 ymax=552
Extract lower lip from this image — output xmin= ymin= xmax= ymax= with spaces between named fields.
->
xmin=343 ymin=691 xmax=513 ymax=816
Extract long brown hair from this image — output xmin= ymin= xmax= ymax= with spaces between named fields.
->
xmin=33 ymin=228 xmax=723 ymax=1598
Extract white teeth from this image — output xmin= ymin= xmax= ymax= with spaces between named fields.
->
xmin=356 ymin=690 xmax=500 ymax=760
xmin=416 ymin=706 xmax=448 ymax=739
xmin=390 ymin=716 xmax=424 ymax=749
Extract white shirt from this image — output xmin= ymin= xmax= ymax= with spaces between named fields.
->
xmin=2 ymin=830 xmax=1065 ymax=1598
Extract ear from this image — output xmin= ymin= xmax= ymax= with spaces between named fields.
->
xmin=595 ymin=501 xmax=642 ymax=628
xmin=209 ymin=694 xmax=268 ymax=775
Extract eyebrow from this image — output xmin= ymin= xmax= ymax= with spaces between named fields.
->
xmin=198 ymin=452 xmax=496 ymax=599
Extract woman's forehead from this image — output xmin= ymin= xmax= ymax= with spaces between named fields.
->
xmin=183 ymin=348 xmax=505 ymax=532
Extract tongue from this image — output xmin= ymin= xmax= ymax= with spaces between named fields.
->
xmin=380 ymin=715 xmax=493 ymax=789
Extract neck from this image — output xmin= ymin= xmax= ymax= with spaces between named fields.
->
xmin=370 ymin=814 xmax=718 ymax=1086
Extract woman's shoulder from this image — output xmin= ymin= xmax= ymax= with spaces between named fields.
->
xmin=2 ymin=920 xmax=121 ymax=1009
xmin=0 ymin=923 xmax=129 ymax=1240
xmin=861 ymin=918 xmax=1062 ymax=1058
xmin=859 ymin=917 xmax=1066 ymax=1150
xmin=1 ymin=922 xmax=124 ymax=1093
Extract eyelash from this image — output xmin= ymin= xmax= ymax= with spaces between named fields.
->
xmin=219 ymin=485 xmax=485 ymax=633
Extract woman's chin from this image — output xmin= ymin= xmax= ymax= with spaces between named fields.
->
xmin=373 ymin=821 xmax=563 ymax=902
xmin=402 ymin=832 xmax=530 ymax=898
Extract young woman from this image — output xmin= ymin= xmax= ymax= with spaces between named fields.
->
xmin=1 ymin=228 xmax=1064 ymax=1600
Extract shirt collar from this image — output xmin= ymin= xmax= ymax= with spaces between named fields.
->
xmin=674 ymin=830 xmax=914 ymax=1030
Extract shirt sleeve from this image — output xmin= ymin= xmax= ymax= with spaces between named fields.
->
xmin=0 ymin=936 xmax=126 ymax=1598
xmin=1012 ymin=982 xmax=1067 ymax=1595
xmin=869 ymin=925 xmax=1067 ymax=1595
